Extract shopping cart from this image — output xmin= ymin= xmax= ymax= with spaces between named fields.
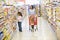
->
xmin=29 ymin=15 xmax=38 ymax=32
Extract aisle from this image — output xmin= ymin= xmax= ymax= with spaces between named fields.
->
xmin=12 ymin=17 xmax=57 ymax=40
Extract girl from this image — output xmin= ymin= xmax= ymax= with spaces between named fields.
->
xmin=17 ymin=12 xmax=23 ymax=32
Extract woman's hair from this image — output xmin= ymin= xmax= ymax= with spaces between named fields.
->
xmin=30 ymin=5 xmax=35 ymax=9
xmin=18 ymin=12 xmax=22 ymax=16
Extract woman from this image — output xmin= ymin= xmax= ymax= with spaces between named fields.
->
xmin=17 ymin=12 xmax=23 ymax=32
xmin=28 ymin=5 xmax=37 ymax=31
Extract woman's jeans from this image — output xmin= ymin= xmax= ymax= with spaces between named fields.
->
xmin=18 ymin=22 xmax=22 ymax=32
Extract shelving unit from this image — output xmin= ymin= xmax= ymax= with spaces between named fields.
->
xmin=55 ymin=6 xmax=60 ymax=28
xmin=45 ymin=2 xmax=60 ymax=40
xmin=0 ymin=4 xmax=17 ymax=40
xmin=55 ymin=4 xmax=60 ymax=40
xmin=45 ymin=3 xmax=57 ymax=32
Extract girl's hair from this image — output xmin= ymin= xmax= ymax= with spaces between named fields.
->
xmin=18 ymin=12 xmax=22 ymax=16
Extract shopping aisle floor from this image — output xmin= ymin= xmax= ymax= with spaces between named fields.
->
xmin=12 ymin=17 xmax=57 ymax=40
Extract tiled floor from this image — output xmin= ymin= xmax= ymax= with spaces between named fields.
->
xmin=12 ymin=17 xmax=57 ymax=40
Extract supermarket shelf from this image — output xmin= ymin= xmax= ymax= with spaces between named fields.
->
xmin=56 ymin=22 xmax=60 ymax=40
xmin=44 ymin=3 xmax=57 ymax=33
xmin=48 ymin=19 xmax=57 ymax=32
xmin=0 ymin=5 xmax=17 ymax=40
